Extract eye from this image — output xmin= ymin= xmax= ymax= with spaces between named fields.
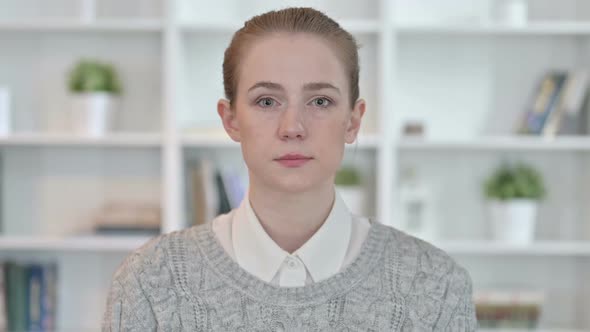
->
xmin=256 ymin=97 xmax=276 ymax=108
xmin=310 ymin=97 xmax=331 ymax=108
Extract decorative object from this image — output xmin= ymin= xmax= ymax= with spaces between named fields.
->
xmin=93 ymin=201 xmax=161 ymax=236
xmin=80 ymin=0 xmax=96 ymax=22
xmin=475 ymin=289 xmax=544 ymax=328
xmin=394 ymin=0 xmax=490 ymax=25
xmin=398 ymin=166 xmax=436 ymax=241
xmin=496 ymin=0 xmax=528 ymax=26
xmin=484 ymin=163 xmax=546 ymax=244
xmin=68 ymin=60 xmax=122 ymax=136
xmin=335 ymin=166 xmax=366 ymax=216
xmin=0 ymin=87 xmax=11 ymax=135
xmin=402 ymin=120 xmax=425 ymax=137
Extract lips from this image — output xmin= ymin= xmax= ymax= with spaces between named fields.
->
xmin=277 ymin=154 xmax=312 ymax=160
xmin=275 ymin=153 xmax=313 ymax=168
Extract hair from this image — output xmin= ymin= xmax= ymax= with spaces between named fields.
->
xmin=222 ymin=7 xmax=360 ymax=108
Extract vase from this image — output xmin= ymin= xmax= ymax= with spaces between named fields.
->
xmin=488 ymin=199 xmax=538 ymax=244
xmin=0 ymin=87 xmax=11 ymax=135
xmin=70 ymin=92 xmax=118 ymax=136
xmin=336 ymin=186 xmax=366 ymax=216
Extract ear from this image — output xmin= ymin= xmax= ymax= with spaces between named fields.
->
xmin=344 ymin=99 xmax=366 ymax=144
xmin=217 ymin=99 xmax=241 ymax=142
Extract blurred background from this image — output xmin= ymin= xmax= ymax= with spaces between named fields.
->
xmin=0 ymin=0 xmax=589 ymax=331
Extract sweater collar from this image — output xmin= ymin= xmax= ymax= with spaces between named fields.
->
xmin=232 ymin=188 xmax=352 ymax=283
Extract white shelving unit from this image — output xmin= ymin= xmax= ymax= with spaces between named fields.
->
xmin=392 ymin=1 xmax=590 ymax=330
xmin=398 ymin=22 xmax=590 ymax=35
xmin=0 ymin=133 xmax=162 ymax=147
xmin=398 ymin=136 xmax=590 ymax=151
xmin=439 ymin=241 xmax=590 ymax=256
xmin=0 ymin=235 xmax=152 ymax=252
xmin=0 ymin=0 xmax=589 ymax=330
xmin=0 ymin=19 xmax=164 ymax=32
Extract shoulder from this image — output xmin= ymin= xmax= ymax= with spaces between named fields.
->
xmin=373 ymin=222 xmax=475 ymax=330
xmin=375 ymin=222 xmax=470 ymax=284
xmin=112 ymin=224 xmax=209 ymax=288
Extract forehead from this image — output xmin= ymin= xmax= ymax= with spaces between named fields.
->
xmin=238 ymin=33 xmax=348 ymax=92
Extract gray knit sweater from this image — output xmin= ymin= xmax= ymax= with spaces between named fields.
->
xmin=102 ymin=221 xmax=477 ymax=331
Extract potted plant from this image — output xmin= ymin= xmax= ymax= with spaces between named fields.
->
xmin=68 ymin=59 xmax=122 ymax=136
xmin=484 ymin=163 xmax=546 ymax=244
xmin=335 ymin=166 xmax=366 ymax=216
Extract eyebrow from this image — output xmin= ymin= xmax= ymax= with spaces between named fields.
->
xmin=247 ymin=81 xmax=341 ymax=95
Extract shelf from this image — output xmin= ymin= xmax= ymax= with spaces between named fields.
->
xmin=182 ymin=132 xmax=380 ymax=149
xmin=350 ymin=134 xmax=380 ymax=149
xmin=397 ymin=22 xmax=590 ymax=36
xmin=479 ymin=329 xmax=587 ymax=332
xmin=0 ymin=235 xmax=153 ymax=252
xmin=436 ymin=241 xmax=590 ymax=256
xmin=0 ymin=133 xmax=163 ymax=148
xmin=339 ymin=19 xmax=380 ymax=34
xmin=179 ymin=19 xmax=380 ymax=34
xmin=0 ymin=19 xmax=164 ymax=32
xmin=182 ymin=131 xmax=239 ymax=148
xmin=397 ymin=136 xmax=590 ymax=152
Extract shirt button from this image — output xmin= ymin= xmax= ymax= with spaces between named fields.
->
xmin=286 ymin=257 xmax=297 ymax=268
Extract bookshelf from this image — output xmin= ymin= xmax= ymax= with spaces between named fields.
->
xmin=397 ymin=22 xmax=590 ymax=35
xmin=0 ymin=0 xmax=589 ymax=330
xmin=0 ymin=132 xmax=162 ymax=147
xmin=438 ymin=241 xmax=590 ymax=256
xmin=0 ymin=235 xmax=152 ymax=252
xmin=398 ymin=136 xmax=590 ymax=151
xmin=0 ymin=19 xmax=164 ymax=32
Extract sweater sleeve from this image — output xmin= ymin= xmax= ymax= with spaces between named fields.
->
xmin=102 ymin=251 xmax=158 ymax=332
xmin=438 ymin=265 xmax=478 ymax=332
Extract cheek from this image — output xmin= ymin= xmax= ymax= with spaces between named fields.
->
xmin=312 ymin=120 xmax=346 ymax=160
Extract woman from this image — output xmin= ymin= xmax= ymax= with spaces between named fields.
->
xmin=103 ymin=7 xmax=477 ymax=331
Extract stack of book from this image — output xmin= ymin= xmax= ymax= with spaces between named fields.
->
xmin=518 ymin=69 xmax=590 ymax=136
xmin=474 ymin=289 xmax=545 ymax=329
xmin=92 ymin=201 xmax=161 ymax=236
xmin=0 ymin=262 xmax=58 ymax=332
xmin=185 ymin=158 xmax=247 ymax=227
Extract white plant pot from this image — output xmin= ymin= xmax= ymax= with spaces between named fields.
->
xmin=496 ymin=0 xmax=528 ymax=26
xmin=488 ymin=199 xmax=538 ymax=244
xmin=0 ymin=87 xmax=11 ymax=135
xmin=70 ymin=93 xmax=117 ymax=136
xmin=336 ymin=186 xmax=366 ymax=216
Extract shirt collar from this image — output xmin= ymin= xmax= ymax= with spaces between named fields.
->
xmin=231 ymin=189 xmax=352 ymax=283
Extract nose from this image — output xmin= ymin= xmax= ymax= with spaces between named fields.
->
xmin=278 ymin=105 xmax=307 ymax=140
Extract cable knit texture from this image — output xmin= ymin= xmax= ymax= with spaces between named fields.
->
xmin=102 ymin=221 xmax=477 ymax=331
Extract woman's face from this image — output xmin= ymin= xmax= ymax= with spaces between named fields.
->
xmin=218 ymin=32 xmax=365 ymax=194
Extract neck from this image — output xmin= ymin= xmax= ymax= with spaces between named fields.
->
xmin=248 ymin=179 xmax=335 ymax=254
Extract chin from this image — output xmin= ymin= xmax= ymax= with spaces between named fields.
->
xmin=266 ymin=174 xmax=323 ymax=194
xmin=274 ymin=179 xmax=316 ymax=193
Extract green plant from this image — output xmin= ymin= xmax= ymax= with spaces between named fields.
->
xmin=484 ymin=163 xmax=546 ymax=201
xmin=68 ymin=60 xmax=122 ymax=95
xmin=335 ymin=167 xmax=361 ymax=186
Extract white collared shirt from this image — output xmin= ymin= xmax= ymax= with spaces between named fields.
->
xmin=211 ymin=189 xmax=371 ymax=287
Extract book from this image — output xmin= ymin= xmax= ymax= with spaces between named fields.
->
xmin=186 ymin=159 xmax=219 ymax=226
xmin=543 ymin=69 xmax=590 ymax=136
xmin=26 ymin=264 xmax=43 ymax=331
xmin=215 ymin=170 xmax=232 ymax=215
xmin=41 ymin=264 xmax=57 ymax=332
xmin=475 ymin=289 xmax=545 ymax=328
xmin=0 ymin=154 xmax=3 ymax=234
xmin=0 ymin=263 xmax=59 ymax=332
xmin=5 ymin=262 xmax=27 ymax=332
xmin=93 ymin=202 xmax=161 ymax=236
xmin=220 ymin=170 xmax=247 ymax=209
xmin=0 ymin=263 xmax=6 ymax=331
xmin=518 ymin=71 xmax=569 ymax=135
